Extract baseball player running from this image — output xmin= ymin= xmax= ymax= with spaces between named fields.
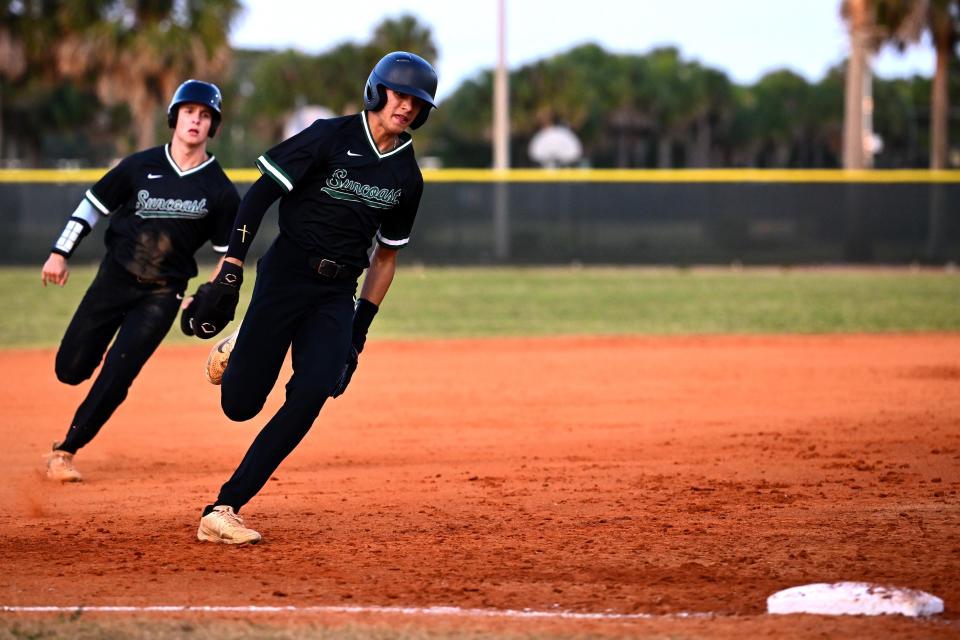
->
xmin=41 ymin=80 xmax=240 ymax=482
xmin=186 ymin=52 xmax=437 ymax=544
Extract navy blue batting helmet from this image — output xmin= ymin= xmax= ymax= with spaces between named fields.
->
xmin=167 ymin=80 xmax=223 ymax=137
xmin=363 ymin=51 xmax=438 ymax=130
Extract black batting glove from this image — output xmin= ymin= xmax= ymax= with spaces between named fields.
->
xmin=331 ymin=298 xmax=378 ymax=397
xmin=180 ymin=284 xmax=210 ymax=336
xmin=190 ymin=261 xmax=243 ymax=339
xmin=331 ymin=345 xmax=359 ymax=398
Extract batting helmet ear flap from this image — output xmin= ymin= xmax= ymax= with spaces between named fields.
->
xmin=410 ymin=105 xmax=431 ymax=130
xmin=363 ymin=79 xmax=388 ymax=112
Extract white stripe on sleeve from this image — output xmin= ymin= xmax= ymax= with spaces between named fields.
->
xmin=256 ymin=155 xmax=293 ymax=192
xmin=375 ymin=231 xmax=409 ymax=247
xmin=85 ymin=189 xmax=111 ymax=215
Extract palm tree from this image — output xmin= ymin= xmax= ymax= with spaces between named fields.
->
xmin=748 ymin=70 xmax=814 ymax=166
xmin=871 ymin=0 xmax=958 ymax=261
xmin=926 ymin=1 xmax=959 ymax=169
xmin=54 ymin=0 xmax=241 ymax=150
xmin=368 ymin=14 xmax=438 ymax=63
xmin=0 ymin=0 xmax=62 ymax=160
xmin=925 ymin=1 xmax=959 ymax=169
xmin=0 ymin=9 xmax=28 ymax=159
xmin=877 ymin=0 xmax=959 ymax=169
xmin=640 ymin=48 xmax=717 ymax=168
xmin=841 ymin=0 xmax=883 ymax=169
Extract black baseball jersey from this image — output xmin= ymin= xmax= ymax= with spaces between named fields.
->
xmin=85 ymin=144 xmax=239 ymax=282
xmin=254 ymin=112 xmax=424 ymax=270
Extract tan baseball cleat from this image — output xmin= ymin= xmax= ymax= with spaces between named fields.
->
xmin=205 ymin=324 xmax=239 ymax=385
xmin=197 ymin=505 xmax=261 ymax=544
xmin=45 ymin=444 xmax=82 ymax=482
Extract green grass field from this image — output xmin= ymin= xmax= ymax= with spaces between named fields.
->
xmin=3 ymin=264 xmax=958 ymax=349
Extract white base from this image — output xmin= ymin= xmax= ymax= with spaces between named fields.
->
xmin=767 ymin=582 xmax=944 ymax=617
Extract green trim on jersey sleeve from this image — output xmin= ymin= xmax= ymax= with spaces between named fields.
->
xmin=256 ymin=154 xmax=294 ymax=193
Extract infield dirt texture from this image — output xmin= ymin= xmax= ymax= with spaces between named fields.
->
xmin=1 ymin=332 xmax=958 ymax=638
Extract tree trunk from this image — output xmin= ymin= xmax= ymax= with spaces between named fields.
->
xmin=657 ymin=136 xmax=672 ymax=168
xmin=861 ymin=57 xmax=874 ymax=168
xmin=774 ymin=141 xmax=792 ymax=167
xmin=929 ymin=41 xmax=949 ymax=169
xmin=688 ymin=116 xmax=712 ymax=167
xmin=616 ymin=127 xmax=629 ymax=168
xmin=634 ymin=138 xmax=649 ymax=167
xmin=136 ymin=99 xmax=158 ymax=150
xmin=843 ymin=0 xmax=870 ymax=169
xmin=925 ymin=35 xmax=951 ymax=262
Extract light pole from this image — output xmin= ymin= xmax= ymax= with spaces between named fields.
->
xmin=493 ymin=0 xmax=509 ymax=172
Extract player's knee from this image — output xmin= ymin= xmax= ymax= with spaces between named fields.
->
xmin=56 ymin=370 xmax=89 ymax=385
xmin=54 ymin=358 xmax=93 ymax=385
xmin=221 ymin=393 xmax=264 ymax=422
xmin=221 ymin=402 xmax=261 ymax=422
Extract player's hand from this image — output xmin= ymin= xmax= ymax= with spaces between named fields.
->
xmin=41 ymin=253 xmax=69 ymax=287
xmin=179 ymin=286 xmax=208 ymax=336
xmin=189 ymin=262 xmax=243 ymax=339
xmin=330 ymin=346 xmax=359 ymax=397
xmin=330 ymin=299 xmax=378 ymax=398
xmin=177 ymin=292 xmax=195 ymax=334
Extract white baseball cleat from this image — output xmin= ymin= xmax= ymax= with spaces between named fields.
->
xmin=205 ymin=324 xmax=239 ymax=385
xmin=45 ymin=443 xmax=82 ymax=482
xmin=197 ymin=505 xmax=261 ymax=545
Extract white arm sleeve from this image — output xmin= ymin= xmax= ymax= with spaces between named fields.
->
xmin=72 ymin=198 xmax=103 ymax=228
xmin=52 ymin=199 xmax=105 ymax=257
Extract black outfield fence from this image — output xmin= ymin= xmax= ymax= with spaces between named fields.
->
xmin=2 ymin=169 xmax=958 ymax=266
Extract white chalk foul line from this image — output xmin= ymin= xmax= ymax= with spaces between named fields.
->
xmin=0 ymin=604 xmax=713 ymax=621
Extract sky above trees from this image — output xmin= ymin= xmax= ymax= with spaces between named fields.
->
xmin=232 ymin=0 xmax=937 ymax=101
xmin=1 ymin=3 xmax=952 ymax=169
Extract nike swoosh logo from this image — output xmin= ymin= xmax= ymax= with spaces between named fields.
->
xmin=148 ymin=173 xmax=163 ymax=179
xmin=347 ymin=151 xmax=362 ymax=157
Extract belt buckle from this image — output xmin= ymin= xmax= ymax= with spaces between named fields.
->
xmin=317 ymin=258 xmax=340 ymax=279
xmin=136 ymin=274 xmax=165 ymax=286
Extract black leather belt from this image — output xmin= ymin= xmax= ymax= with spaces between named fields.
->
xmin=307 ymin=256 xmax=361 ymax=281
xmin=134 ymin=274 xmax=168 ymax=286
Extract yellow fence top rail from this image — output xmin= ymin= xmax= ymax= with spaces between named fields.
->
xmin=2 ymin=168 xmax=960 ymax=183
xmin=420 ymin=168 xmax=960 ymax=183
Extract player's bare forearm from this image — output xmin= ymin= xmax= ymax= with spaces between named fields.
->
xmin=359 ymin=246 xmax=398 ymax=305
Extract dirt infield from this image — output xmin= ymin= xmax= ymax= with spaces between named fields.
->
xmin=1 ymin=334 xmax=958 ymax=638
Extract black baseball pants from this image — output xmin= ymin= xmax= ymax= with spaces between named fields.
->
xmin=214 ymin=236 xmax=356 ymax=511
xmin=55 ymin=256 xmax=184 ymax=454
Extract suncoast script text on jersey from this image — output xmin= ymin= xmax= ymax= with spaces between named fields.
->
xmin=324 ymin=169 xmax=401 ymax=208
xmin=136 ymin=189 xmax=208 ymax=219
